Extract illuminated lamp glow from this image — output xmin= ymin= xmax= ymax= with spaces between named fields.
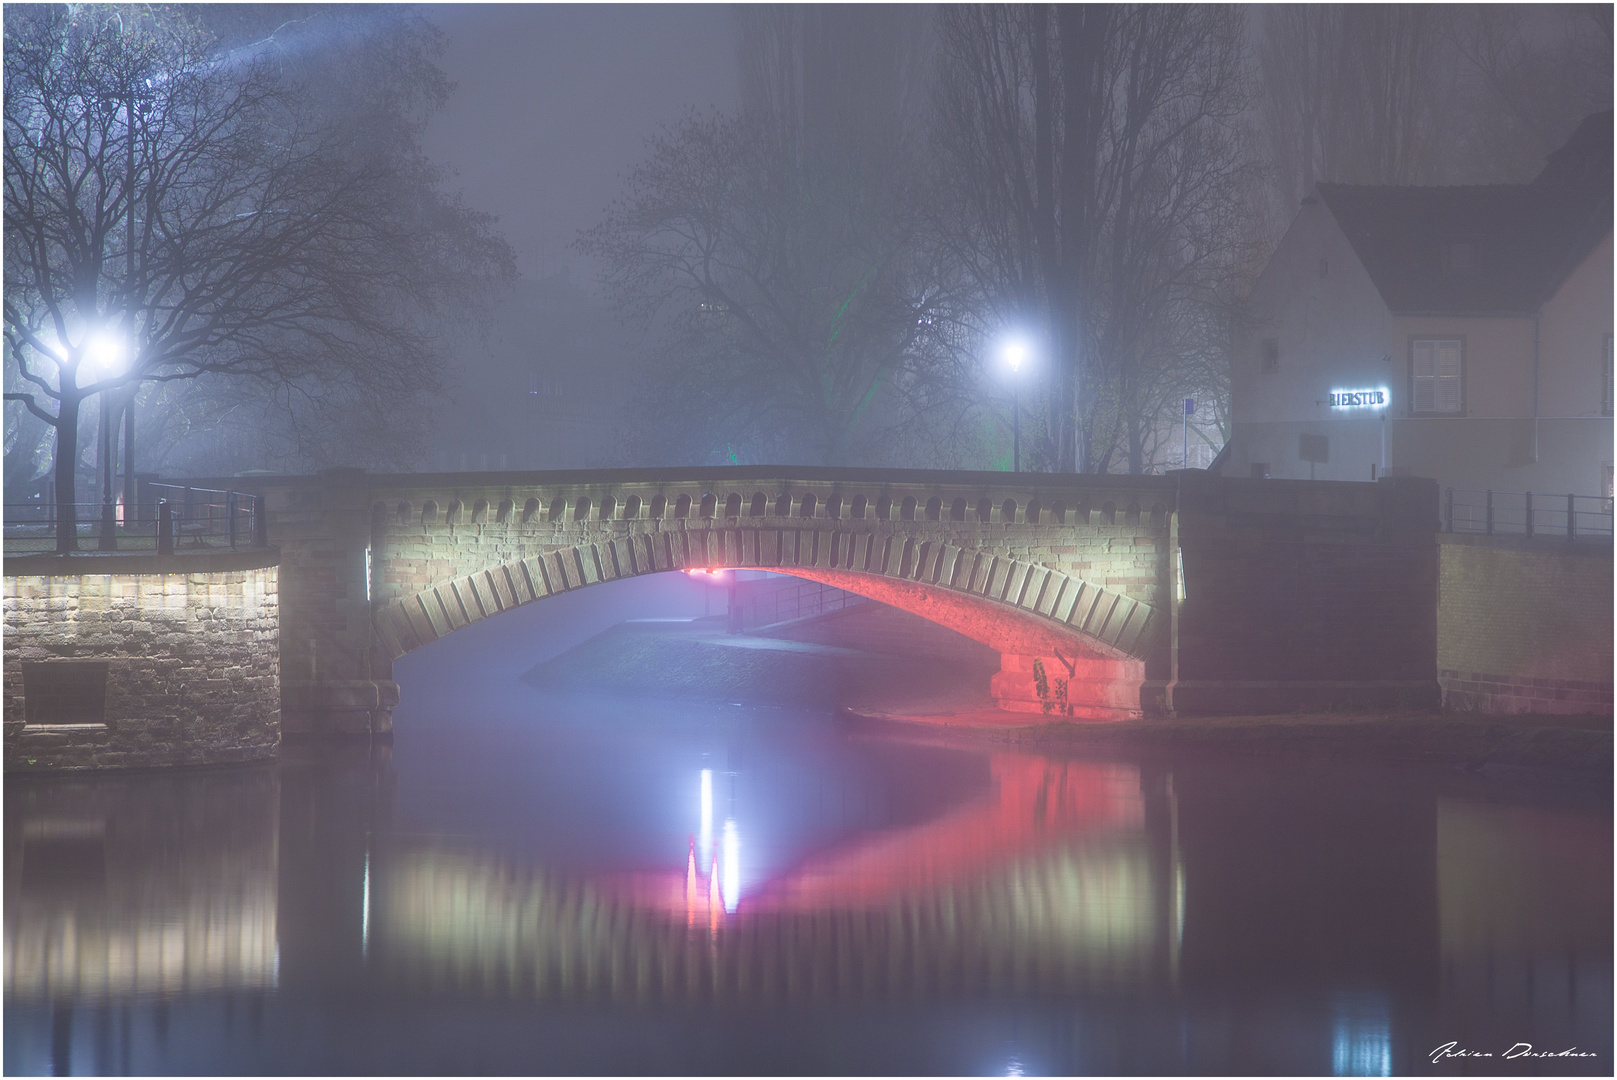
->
xmin=1000 ymin=336 xmax=1031 ymax=373
xmin=683 ymin=567 xmax=726 ymax=579
xmin=85 ymin=330 xmax=129 ymax=379
xmin=721 ymin=818 xmax=740 ymax=913
xmin=1328 ymin=387 xmax=1388 ymax=409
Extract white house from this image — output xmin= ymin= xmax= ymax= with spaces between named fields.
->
xmin=1222 ymin=112 xmax=1613 ymax=503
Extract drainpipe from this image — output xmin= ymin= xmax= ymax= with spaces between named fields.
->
xmin=1164 ymin=473 xmax=1181 ymax=716
xmin=1532 ymin=311 xmax=1541 ymax=464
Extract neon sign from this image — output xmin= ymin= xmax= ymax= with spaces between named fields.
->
xmin=1328 ymin=387 xmax=1388 ymax=409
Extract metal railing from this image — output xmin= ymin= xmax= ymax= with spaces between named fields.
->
xmin=4 ymin=485 xmax=267 ymax=555
xmin=730 ymin=577 xmax=869 ymax=632
xmin=1445 ymin=488 xmax=1613 ymax=541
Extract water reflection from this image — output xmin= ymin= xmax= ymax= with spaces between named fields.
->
xmin=1332 ymin=993 xmax=1392 ymax=1077
xmin=1433 ymin=797 xmax=1613 ymax=1067
xmin=4 ymin=767 xmax=279 ymax=1001
xmin=2 ymin=712 xmax=1610 ymax=1076
xmin=376 ymin=749 xmax=1174 ymax=1002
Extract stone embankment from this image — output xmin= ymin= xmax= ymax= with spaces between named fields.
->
xmin=839 ymin=705 xmax=1613 ymax=779
xmin=3 ymin=549 xmax=281 ymax=771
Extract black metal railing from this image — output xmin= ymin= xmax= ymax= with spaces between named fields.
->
xmin=3 ymin=485 xmax=267 ymax=555
xmin=1444 ymin=488 xmax=1613 ymax=541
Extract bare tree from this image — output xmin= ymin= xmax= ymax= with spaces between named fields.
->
xmin=1446 ymin=4 xmax=1614 ymax=182
xmin=579 ymin=111 xmax=943 ymax=466
xmin=3 ymin=6 xmax=514 ymax=550
xmin=931 ymin=4 xmax=1256 ymax=474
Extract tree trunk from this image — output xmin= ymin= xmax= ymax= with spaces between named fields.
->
xmin=53 ymin=392 xmax=82 ymax=553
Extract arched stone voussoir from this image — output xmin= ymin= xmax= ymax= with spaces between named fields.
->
xmin=372 ymin=528 xmax=1159 ymax=663
xmin=777 ymin=566 xmax=1155 ymax=664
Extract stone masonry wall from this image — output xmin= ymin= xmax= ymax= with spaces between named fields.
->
xmin=4 ymin=553 xmax=280 ymax=771
xmin=176 ymin=466 xmax=1451 ymax=724
xmin=1174 ymin=474 xmax=1441 ymax=713
xmin=1437 ymin=535 xmax=1613 ymax=714
xmin=203 ymin=468 xmax=1174 ymax=732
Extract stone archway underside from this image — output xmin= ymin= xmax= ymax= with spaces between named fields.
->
xmin=374 ymin=529 xmax=1158 ymax=718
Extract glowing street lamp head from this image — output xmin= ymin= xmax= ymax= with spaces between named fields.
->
xmin=1000 ymin=337 xmax=1030 ymax=374
xmin=84 ymin=330 xmax=128 ymax=380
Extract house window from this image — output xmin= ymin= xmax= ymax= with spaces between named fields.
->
xmin=1410 ymin=338 xmax=1463 ymax=415
xmin=1250 ymin=462 xmax=1271 ymax=480
xmin=1603 ymin=335 xmax=1612 ymax=417
xmin=1261 ymin=338 xmax=1279 ymax=374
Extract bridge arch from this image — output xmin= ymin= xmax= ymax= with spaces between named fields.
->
xmin=373 ymin=525 xmax=1158 ymax=718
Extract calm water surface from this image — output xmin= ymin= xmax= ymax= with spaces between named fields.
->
xmin=4 ymin=695 xmax=1611 ymax=1075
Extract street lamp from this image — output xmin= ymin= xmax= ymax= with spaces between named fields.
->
xmin=88 ymin=329 xmax=131 ymax=551
xmin=1000 ymin=337 xmax=1030 ymax=472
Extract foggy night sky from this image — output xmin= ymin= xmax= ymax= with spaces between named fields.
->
xmin=421 ymin=5 xmax=739 ymax=280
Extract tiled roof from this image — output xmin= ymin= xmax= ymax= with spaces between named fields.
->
xmin=1314 ymin=111 xmax=1612 ymax=315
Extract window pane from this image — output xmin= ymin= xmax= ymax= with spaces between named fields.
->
xmin=1412 ymin=339 xmax=1462 ymax=413
xmin=1412 ymin=340 xmax=1434 ymax=377
xmin=1436 ymin=341 xmax=1461 ymax=378
xmin=1414 ymin=375 xmax=1434 ymax=412
xmin=1436 ymin=373 xmax=1461 ymax=413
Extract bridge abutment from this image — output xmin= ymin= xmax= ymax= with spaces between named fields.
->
xmin=271 ymin=467 xmax=399 ymax=740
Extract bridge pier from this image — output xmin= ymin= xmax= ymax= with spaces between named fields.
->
xmin=274 ymin=467 xmax=399 ymax=740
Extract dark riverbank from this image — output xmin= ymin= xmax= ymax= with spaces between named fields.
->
xmin=840 ymin=705 xmax=1614 ymax=780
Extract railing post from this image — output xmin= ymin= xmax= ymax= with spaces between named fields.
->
xmin=1445 ymin=488 xmax=1454 ymax=533
xmin=1485 ymin=490 xmax=1494 ymax=535
xmin=253 ymin=494 xmax=268 ymax=547
xmin=1525 ymin=491 xmax=1534 ymax=538
xmin=227 ymin=491 xmax=238 ymax=549
xmin=183 ymin=486 xmax=193 ymax=531
xmin=1568 ymin=493 xmax=1576 ymax=540
xmin=99 ymin=493 xmax=117 ymax=552
xmin=157 ymin=499 xmax=173 ymax=556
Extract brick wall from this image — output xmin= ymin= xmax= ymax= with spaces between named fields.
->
xmin=3 ymin=551 xmax=280 ymax=770
xmin=1437 ymin=535 xmax=1613 ymax=713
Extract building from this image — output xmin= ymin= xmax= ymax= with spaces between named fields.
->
xmin=1223 ymin=113 xmax=1613 ymax=502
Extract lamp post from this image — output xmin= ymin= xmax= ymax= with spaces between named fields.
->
xmin=87 ymin=331 xmax=129 ymax=550
xmin=1001 ymin=338 xmax=1029 ymax=473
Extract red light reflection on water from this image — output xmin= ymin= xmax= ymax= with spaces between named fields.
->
xmin=609 ymin=751 xmax=1142 ymax=921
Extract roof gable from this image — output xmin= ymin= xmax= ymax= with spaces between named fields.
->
xmin=1316 ymin=181 xmax=1611 ymax=315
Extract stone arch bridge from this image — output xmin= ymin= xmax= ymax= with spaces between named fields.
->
xmin=182 ymin=467 xmax=1440 ymax=737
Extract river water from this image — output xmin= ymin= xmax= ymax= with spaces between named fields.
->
xmin=4 ymin=689 xmax=1611 ymax=1075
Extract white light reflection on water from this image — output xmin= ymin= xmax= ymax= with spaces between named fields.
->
xmin=721 ymin=818 xmax=741 ymax=913
xmin=1332 ymin=994 xmax=1392 ymax=1076
xmin=698 ymin=768 xmax=713 ymax=867
xmin=362 ymin=849 xmax=371 ymax=959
